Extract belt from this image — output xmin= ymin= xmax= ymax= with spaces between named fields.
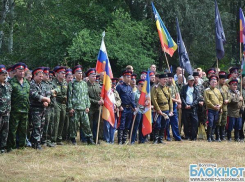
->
xmin=122 ymin=104 xmax=131 ymax=108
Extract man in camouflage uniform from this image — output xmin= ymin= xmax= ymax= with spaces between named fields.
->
xmin=151 ymin=73 xmax=173 ymax=144
xmin=217 ymin=71 xmax=230 ymax=141
xmin=51 ymin=66 xmax=67 ymax=145
xmin=62 ymin=69 xmax=73 ymax=141
xmin=86 ymin=68 xmax=103 ymax=142
xmin=166 ymin=73 xmax=182 ymax=141
xmin=68 ymin=65 xmax=94 ymax=145
xmin=204 ymin=76 xmax=223 ymax=142
xmin=7 ymin=63 xmax=30 ymax=152
xmin=0 ymin=65 xmax=12 ymax=153
xmin=29 ymin=68 xmax=52 ymax=150
xmin=41 ymin=67 xmax=57 ymax=147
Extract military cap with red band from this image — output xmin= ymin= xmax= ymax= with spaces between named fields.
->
xmin=149 ymin=71 xmax=155 ymax=76
xmin=141 ymin=71 xmax=147 ymax=75
xmin=206 ymin=68 xmax=216 ymax=75
xmin=12 ymin=62 xmax=27 ymax=70
xmin=32 ymin=67 xmax=44 ymax=75
xmin=209 ymin=75 xmax=218 ymax=82
xmin=131 ymin=74 xmax=137 ymax=79
xmin=122 ymin=70 xmax=132 ymax=76
xmin=53 ymin=66 xmax=66 ymax=73
xmin=85 ymin=68 xmax=96 ymax=77
xmin=0 ymin=65 xmax=7 ymax=73
xmin=6 ymin=65 xmax=13 ymax=72
xmin=72 ymin=65 xmax=82 ymax=74
xmin=219 ymin=71 xmax=227 ymax=79
xmin=43 ymin=67 xmax=50 ymax=74
xmin=228 ymin=79 xmax=238 ymax=85
xmin=136 ymin=79 xmax=145 ymax=85
xmin=49 ymin=71 xmax=55 ymax=76
xmin=111 ymin=78 xmax=118 ymax=83
xmin=66 ymin=68 xmax=73 ymax=75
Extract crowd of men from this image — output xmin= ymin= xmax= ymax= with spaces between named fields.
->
xmin=0 ymin=62 xmax=244 ymax=153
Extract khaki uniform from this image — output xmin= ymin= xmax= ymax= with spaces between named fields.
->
xmin=218 ymin=84 xmax=230 ymax=126
xmin=204 ymin=87 xmax=223 ymax=110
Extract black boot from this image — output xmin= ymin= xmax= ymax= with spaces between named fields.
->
xmin=118 ymin=130 xmax=123 ymax=145
xmin=234 ymin=130 xmax=240 ymax=142
xmin=87 ymin=137 xmax=95 ymax=145
xmin=227 ymin=131 xmax=232 ymax=142
xmin=158 ymin=129 xmax=166 ymax=144
xmin=220 ymin=126 xmax=226 ymax=141
xmin=207 ymin=127 xmax=212 ymax=142
xmin=211 ymin=128 xmax=215 ymax=141
xmin=153 ymin=130 xmax=159 ymax=144
xmin=215 ymin=126 xmax=221 ymax=142
xmin=122 ymin=129 xmax=128 ymax=144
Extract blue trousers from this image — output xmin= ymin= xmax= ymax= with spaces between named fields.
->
xmin=131 ymin=113 xmax=142 ymax=144
xmin=207 ymin=109 xmax=219 ymax=128
xmin=155 ymin=111 xmax=169 ymax=130
xmin=119 ymin=108 xmax=133 ymax=130
xmin=103 ymin=115 xmax=117 ymax=143
xmin=227 ymin=117 xmax=242 ymax=131
xmin=167 ymin=103 xmax=181 ymax=141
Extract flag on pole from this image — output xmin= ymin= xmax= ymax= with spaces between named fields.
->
xmin=138 ymin=71 xmax=152 ymax=136
xmin=151 ymin=2 xmax=177 ymax=57
xmin=96 ymin=31 xmax=113 ymax=78
xmin=240 ymin=8 xmax=245 ymax=55
xmin=215 ymin=0 xmax=226 ymax=60
xmin=176 ymin=17 xmax=193 ymax=75
xmin=97 ymin=32 xmax=115 ymax=127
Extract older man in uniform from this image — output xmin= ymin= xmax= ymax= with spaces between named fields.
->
xmin=116 ymin=70 xmax=136 ymax=144
xmin=51 ymin=66 xmax=67 ymax=145
xmin=217 ymin=71 xmax=230 ymax=141
xmin=7 ymin=63 xmax=30 ymax=152
xmin=68 ymin=65 xmax=94 ymax=145
xmin=204 ymin=75 xmax=223 ymax=142
xmin=0 ymin=65 xmax=12 ymax=153
xmin=151 ymin=73 xmax=173 ymax=144
xmin=86 ymin=68 xmax=103 ymax=142
xmin=29 ymin=67 xmax=51 ymax=150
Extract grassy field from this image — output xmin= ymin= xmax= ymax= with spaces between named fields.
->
xmin=0 ymin=140 xmax=245 ymax=182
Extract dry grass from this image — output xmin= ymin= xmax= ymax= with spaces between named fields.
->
xmin=0 ymin=140 xmax=245 ymax=182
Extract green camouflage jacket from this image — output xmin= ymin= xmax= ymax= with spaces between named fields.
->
xmin=42 ymin=80 xmax=58 ymax=106
xmin=0 ymin=82 xmax=12 ymax=115
xmin=9 ymin=76 xmax=30 ymax=113
xmin=67 ymin=80 xmax=91 ymax=110
xmin=29 ymin=80 xmax=48 ymax=108
xmin=52 ymin=77 xmax=67 ymax=104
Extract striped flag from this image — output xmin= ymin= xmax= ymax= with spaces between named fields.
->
xmin=152 ymin=2 xmax=177 ymax=57
xmin=96 ymin=31 xmax=113 ymax=78
xmin=138 ymin=71 xmax=152 ymax=136
xmin=97 ymin=33 xmax=115 ymax=126
xmin=240 ymin=8 xmax=245 ymax=55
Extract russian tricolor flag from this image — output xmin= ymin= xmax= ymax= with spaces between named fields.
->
xmin=96 ymin=32 xmax=113 ymax=78
xmin=97 ymin=32 xmax=115 ymax=126
xmin=240 ymin=8 xmax=245 ymax=56
xmin=138 ymin=71 xmax=152 ymax=136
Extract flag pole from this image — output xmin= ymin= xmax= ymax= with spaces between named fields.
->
xmin=96 ymin=105 xmax=102 ymax=145
xmin=240 ymin=42 xmax=243 ymax=93
xmin=163 ymin=50 xmax=170 ymax=72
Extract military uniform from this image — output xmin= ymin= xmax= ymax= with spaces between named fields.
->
xmin=29 ymin=68 xmax=50 ymax=149
xmin=67 ymin=78 xmax=94 ymax=144
xmin=227 ymin=79 xmax=243 ymax=141
xmin=116 ymin=70 xmax=136 ymax=144
xmin=0 ymin=65 xmax=12 ymax=152
xmin=86 ymin=71 xmax=102 ymax=141
xmin=7 ymin=63 xmax=30 ymax=151
xmin=151 ymin=74 xmax=173 ymax=144
xmin=204 ymin=77 xmax=223 ymax=142
xmin=51 ymin=67 xmax=67 ymax=144
xmin=167 ymin=77 xmax=181 ymax=141
xmin=217 ymin=83 xmax=230 ymax=140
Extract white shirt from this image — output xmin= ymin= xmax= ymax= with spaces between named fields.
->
xmin=186 ymin=86 xmax=194 ymax=105
xmin=174 ymin=74 xmax=186 ymax=84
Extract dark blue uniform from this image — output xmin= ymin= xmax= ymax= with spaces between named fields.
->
xmin=116 ymin=82 xmax=136 ymax=144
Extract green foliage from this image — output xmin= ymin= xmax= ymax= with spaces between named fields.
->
xmin=0 ymin=0 xmax=244 ymax=74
